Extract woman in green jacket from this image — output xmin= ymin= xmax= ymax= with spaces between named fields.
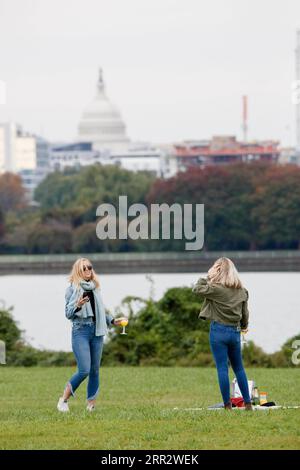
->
xmin=193 ymin=257 xmax=252 ymax=410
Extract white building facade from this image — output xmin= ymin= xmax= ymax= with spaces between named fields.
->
xmin=0 ymin=122 xmax=50 ymax=196
xmin=111 ymin=143 xmax=163 ymax=176
xmin=50 ymin=142 xmax=111 ymax=171
xmin=279 ymin=147 xmax=300 ymax=165
xmin=50 ymin=141 xmax=164 ymax=177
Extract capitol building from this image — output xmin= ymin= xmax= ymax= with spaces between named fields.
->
xmin=50 ymin=68 xmax=164 ymax=177
xmin=77 ymin=69 xmax=130 ymax=151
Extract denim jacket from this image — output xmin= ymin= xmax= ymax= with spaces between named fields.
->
xmin=65 ymin=284 xmax=114 ymax=328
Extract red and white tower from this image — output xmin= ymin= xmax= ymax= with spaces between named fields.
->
xmin=242 ymin=95 xmax=248 ymax=143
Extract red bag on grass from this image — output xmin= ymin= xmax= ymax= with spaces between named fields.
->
xmin=231 ymin=397 xmax=245 ymax=408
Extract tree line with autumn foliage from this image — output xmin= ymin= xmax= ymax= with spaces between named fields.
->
xmin=1 ymin=161 xmax=300 ymax=254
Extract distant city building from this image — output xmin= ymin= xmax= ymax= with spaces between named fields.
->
xmin=52 ymin=134 xmax=280 ymax=179
xmin=165 ymin=136 xmax=280 ymax=174
xmin=2 ymin=64 xmax=291 ymax=195
xmin=50 ymin=142 xmax=111 ymax=171
xmin=279 ymin=147 xmax=300 ymax=165
xmin=78 ymin=68 xmax=130 ymax=152
xmin=112 ymin=143 xmax=164 ymax=176
xmin=50 ymin=141 xmax=164 ymax=177
xmin=158 ymin=143 xmax=183 ymax=178
xmin=0 ymin=122 xmax=50 ymax=196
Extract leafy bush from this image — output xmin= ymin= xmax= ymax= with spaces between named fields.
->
xmin=103 ymin=287 xmax=210 ymax=366
xmin=0 ymin=307 xmax=22 ymax=351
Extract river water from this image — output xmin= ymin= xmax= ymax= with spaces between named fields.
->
xmin=0 ymin=272 xmax=299 ymax=353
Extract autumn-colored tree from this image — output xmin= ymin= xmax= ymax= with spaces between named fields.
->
xmin=26 ymin=222 xmax=72 ymax=254
xmin=146 ymin=162 xmax=272 ymax=250
xmin=0 ymin=172 xmax=27 ymax=212
xmin=2 ymin=161 xmax=300 ymax=253
xmin=252 ymin=164 xmax=300 ymax=249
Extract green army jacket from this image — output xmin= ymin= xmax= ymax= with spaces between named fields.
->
xmin=193 ymin=277 xmax=249 ymax=329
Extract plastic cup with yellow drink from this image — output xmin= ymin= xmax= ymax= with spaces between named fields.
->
xmin=118 ymin=317 xmax=128 ymax=335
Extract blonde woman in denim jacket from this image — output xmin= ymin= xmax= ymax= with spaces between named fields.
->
xmin=57 ymin=258 xmax=124 ymax=412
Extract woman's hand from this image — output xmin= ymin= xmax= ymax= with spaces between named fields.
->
xmin=77 ymin=295 xmax=89 ymax=308
xmin=241 ymin=328 xmax=248 ymax=334
xmin=113 ymin=317 xmax=127 ymax=326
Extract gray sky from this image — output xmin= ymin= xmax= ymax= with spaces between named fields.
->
xmin=0 ymin=0 xmax=299 ymax=146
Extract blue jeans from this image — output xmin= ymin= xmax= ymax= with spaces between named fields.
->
xmin=209 ymin=321 xmax=251 ymax=405
xmin=67 ymin=322 xmax=104 ymax=401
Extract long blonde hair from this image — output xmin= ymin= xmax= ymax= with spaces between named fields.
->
xmin=68 ymin=258 xmax=100 ymax=289
xmin=207 ymin=257 xmax=242 ymax=289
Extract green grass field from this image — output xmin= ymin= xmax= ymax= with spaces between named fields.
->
xmin=0 ymin=367 xmax=299 ymax=450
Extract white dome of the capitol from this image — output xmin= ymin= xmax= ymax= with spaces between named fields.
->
xmin=78 ymin=68 xmax=130 ymax=151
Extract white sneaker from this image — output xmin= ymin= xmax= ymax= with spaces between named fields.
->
xmin=57 ymin=397 xmax=69 ymax=413
xmin=86 ymin=403 xmax=95 ymax=412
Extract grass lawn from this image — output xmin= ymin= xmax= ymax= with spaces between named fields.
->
xmin=0 ymin=367 xmax=299 ymax=450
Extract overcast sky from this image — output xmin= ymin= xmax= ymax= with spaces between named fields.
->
xmin=0 ymin=0 xmax=299 ymax=146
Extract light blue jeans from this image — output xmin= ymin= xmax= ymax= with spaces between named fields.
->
xmin=67 ymin=322 xmax=104 ymax=401
xmin=209 ymin=321 xmax=251 ymax=406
